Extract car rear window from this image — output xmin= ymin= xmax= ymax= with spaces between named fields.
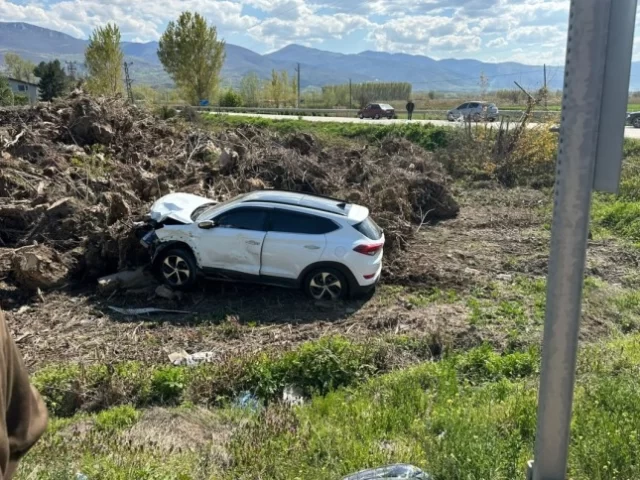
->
xmin=353 ymin=217 xmax=382 ymax=240
xmin=380 ymin=104 xmax=394 ymax=110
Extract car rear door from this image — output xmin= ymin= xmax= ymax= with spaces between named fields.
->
xmin=260 ymin=209 xmax=338 ymax=281
xmin=199 ymin=207 xmax=269 ymax=277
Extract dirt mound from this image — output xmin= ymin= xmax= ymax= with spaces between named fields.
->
xmin=0 ymin=93 xmax=458 ymax=287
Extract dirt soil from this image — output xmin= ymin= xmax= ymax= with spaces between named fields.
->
xmin=3 ymin=188 xmax=636 ymax=371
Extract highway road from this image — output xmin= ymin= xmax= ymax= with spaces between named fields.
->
xmin=213 ymin=112 xmax=640 ymax=139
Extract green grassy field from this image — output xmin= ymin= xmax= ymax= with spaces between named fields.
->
xmin=12 ymin=119 xmax=640 ymax=479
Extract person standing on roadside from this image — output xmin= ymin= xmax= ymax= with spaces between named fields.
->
xmin=0 ymin=309 xmax=48 ymax=479
xmin=406 ymin=99 xmax=415 ymax=120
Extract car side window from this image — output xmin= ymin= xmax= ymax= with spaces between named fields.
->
xmin=214 ymin=208 xmax=268 ymax=231
xmin=457 ymin=103 xmax=468 ymax=109
xmin=373 ymin=104 xmax=380 ymax=109
xmin=468 ymin=102 xmax=479 ymax=108
xmin=270 ymin=210 xmax=339 ymax=235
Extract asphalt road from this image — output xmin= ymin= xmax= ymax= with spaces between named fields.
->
xmin=213 ymin=112 xmax=640 ymax=139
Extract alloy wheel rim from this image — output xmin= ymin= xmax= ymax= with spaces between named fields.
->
xmin=309 ymin=272 xmax=342 ymax=300
xmin=162 ymin=255 xmax=191 ymax=286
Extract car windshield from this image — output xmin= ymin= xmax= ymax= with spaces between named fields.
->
xmin=190 ymin=193 xmax=249 ymax=221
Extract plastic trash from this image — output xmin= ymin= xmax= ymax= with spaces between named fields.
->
xmin=342 ymin=464 xmax=433 ymax=480
xmin=168 ymin=349 xmax=216 ymax=366
xmin=233 ymin=391 xmax=261 ymax=412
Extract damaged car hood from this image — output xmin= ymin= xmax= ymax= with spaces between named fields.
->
xmin=149 ymin=193 xmax=215 ymax=224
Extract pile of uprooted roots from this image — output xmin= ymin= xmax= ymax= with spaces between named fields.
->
xmin=0 ymin=91 xmax=459 ymax=290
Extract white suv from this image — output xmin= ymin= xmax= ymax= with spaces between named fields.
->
xmin=139 ymin=190 xmax=385 ymax=300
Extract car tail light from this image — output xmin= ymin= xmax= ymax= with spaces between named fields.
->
xmin=363 ymin=273 xmax=376 ymax=280
xmin=354 ymin=243 xmax=384 ymax=256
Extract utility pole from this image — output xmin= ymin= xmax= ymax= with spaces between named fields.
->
xmin=543 ymin=64 xmax=547 ymax=110
xmin=295 ymin=62 xmax=301 ymax=108
xmin=123 ymin=61 xmax=134 ymax=105
xmin=529 ymin=1 xmax=636 ymax=479
xmin=349 ymin=78 xmax=353 ymax=110
xmin=65 ymin=61 xmax=77 ymax=80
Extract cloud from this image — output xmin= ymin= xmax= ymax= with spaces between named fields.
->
xmin=0 ymin=0 xmax=576 ymax=64
xmin=486 ymin=37 xmax=507 ymax=48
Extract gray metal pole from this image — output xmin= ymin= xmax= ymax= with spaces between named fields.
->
xmin=533 ymin=1 xmax=636 ymax=479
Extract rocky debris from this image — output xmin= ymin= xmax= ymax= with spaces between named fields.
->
xmin=0 ymin=91 xmax=458 ymax=291
xmin=97 ymin=267 xmax=156 ymax=295
xmin=155 ymin=284 xmax=183 ymax=301
xmin=11 ymin=245 xmax=70 ymax=290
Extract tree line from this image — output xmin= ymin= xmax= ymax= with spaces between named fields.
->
xmin=321 ymin=82 xmax=412 ymax=108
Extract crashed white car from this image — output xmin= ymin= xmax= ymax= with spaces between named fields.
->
xmin=139 ymin=190 xmax=385 ymax=300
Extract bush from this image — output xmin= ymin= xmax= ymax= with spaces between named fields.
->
xmin=219 ymin=89 xmax=243 ymax=107
xmin=13 ymin=93 xmax=30 ymax=105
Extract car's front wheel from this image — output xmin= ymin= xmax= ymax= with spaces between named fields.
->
xmin=304 ymin=268 xmax=347 ymax=301
xmin=156 ymin=248 xmax=198 ymax=289
xmin=633 ymin=117 xmax=640 ymax=128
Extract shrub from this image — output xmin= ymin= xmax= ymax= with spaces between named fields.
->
xmin=219 ymin=89 xmax=243 ymax=107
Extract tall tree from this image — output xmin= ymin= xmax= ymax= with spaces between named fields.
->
xmin=0 ymin=76 xmax=13 ymax=106
xmin=158 ymin=12 xmax=225 ymax=105
xmin=268 ymin=69 xmax=282 ymax=107
xmin=85 ymin=23 xmax=124 ymax=95
xmin=239 ymin=72 xmax=261 ymax=107
xmin=4 ymin=53 xmax=36 ymax=82
xmin=34 ymin=60 xmax=68 ymax=101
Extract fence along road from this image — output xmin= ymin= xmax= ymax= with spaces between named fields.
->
xmin=206 ymin=111 xmax=640 ymax=139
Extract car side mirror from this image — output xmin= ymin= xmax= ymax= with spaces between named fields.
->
xmin=198 ymin=220 xmax=216 ymax=229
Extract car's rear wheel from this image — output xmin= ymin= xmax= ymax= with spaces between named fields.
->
xmin=305 ymin=268 xmax=347 ymax=301
xmin=156 ymin=248 xmax=197 ymax=289
xmin=633 ymin=117 xmax=640 ymax=128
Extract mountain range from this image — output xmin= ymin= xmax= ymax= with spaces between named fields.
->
xmin=2 ymin=21 xmax=634 ymax=92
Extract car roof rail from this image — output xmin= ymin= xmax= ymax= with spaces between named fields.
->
xmin=243 ymin=199 xmax=348 ymax=216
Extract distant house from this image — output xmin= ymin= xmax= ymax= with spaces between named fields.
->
xmin=7 ymin=78 xmax=39 ymax=104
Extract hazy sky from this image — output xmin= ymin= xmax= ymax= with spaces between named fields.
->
xmin=2 ymin=0 xmax=635 ymax=64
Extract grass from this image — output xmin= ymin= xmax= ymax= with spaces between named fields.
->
xmin=18 ymin=334 xmax=640 ymax=480
xmin=204 ymin=114 xmax=450 ymax=151
xmin=31 ymin=335 xmax=441 ymax=418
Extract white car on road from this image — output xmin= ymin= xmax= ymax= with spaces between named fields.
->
xmin=139 ymin=190 xmax=385 ymax=300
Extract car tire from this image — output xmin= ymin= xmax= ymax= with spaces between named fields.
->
xmin=633 ymin=117 xmax=640 ymax=128
xmin=374 ymin=114 xmax=381 ymax=120
xmin=155 ymin=248 xmax=198 ymax=290
xmin=304 ymin=268 xmax=348 ymax=301
xmin=359 ymin=114 xmax=364 ymax=119
xmin=472 ymin=113 xmax=482 ymax=122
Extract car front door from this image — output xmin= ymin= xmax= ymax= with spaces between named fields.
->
xmin=198 ymin=207 xmax=269 ymax=277
xmin=261 ymin=209 xmax=337 ymax=281
xmin=455 ymin=103 xmax=469 ymax=118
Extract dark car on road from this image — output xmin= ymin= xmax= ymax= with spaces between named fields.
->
xmin=358 ymin=103 xmax=395 ymax=119
xmin=627 ymin=111 xmax=640 ymax=128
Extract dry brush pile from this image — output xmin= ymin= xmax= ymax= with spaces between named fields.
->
xmin=0 ymin=92 xmax=459 ymax=291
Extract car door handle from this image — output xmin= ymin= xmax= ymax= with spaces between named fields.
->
xmin=304 ymin=245 xmax=321 ymax=250
xmin=246 ymin=240 xmax=261 ymax=246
